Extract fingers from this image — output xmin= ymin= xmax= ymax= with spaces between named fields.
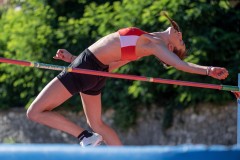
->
xmin=212 ymin=67 xmax=229 ymax=80
xmin=54 ymin=49 xmax=65 ymax=60
xmin=53 ymin=56 xmax=60 ymax=60
xmin=218 ymin=68 xmax=228 ymax=79
xmin=57 ymin=49 xmax=64 ymax=56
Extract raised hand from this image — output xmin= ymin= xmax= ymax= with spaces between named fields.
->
xmin=53 ymin=49 xmax=73 ymax=63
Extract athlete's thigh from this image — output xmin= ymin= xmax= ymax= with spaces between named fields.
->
xmin=29 ymin=77 xmax=72 ymax=112
xmin=80 ymin=92 xmax=102 ymax=124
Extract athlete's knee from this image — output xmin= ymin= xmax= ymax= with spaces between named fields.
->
xmin=26 ymin=108 xmax=37 ymax=121
xmin=26 ymin=102 xmax=43 ymax=121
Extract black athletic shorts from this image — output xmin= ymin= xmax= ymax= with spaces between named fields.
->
xmin=57 ymin=49 xmax=109 ymax=95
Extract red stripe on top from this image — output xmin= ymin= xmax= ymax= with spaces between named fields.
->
xmin=118 ymin=27 xmax=147 ymax=36
xmin=118 ymin=27 xmax=148 ymax=61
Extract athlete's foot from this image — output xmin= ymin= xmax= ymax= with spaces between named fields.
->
xmin=80 ymin=132 xmax=103 ymax=147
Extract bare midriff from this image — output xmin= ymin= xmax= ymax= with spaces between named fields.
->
xmin=88 ymin=32 xmax=152 ymax=65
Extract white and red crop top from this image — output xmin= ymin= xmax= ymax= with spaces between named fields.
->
xmin=118 ymin=27 xmax=148 ymax=61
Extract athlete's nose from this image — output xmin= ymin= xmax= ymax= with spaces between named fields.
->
xmin=178 ymin=32 xmax=182 ymax=39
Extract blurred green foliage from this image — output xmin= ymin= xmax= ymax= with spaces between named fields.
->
xmin=0 ymin=0 xmax=239 ymax=129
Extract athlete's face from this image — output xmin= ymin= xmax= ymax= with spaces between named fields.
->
xmin=167 ymin=27 xmax=186 ymax=53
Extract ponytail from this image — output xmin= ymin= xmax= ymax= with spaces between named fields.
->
xmin=161 ymin=11 xmax=181 ymax=32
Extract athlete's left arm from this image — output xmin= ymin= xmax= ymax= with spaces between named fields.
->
xmin=109 ymin=60 xmax=130 ymax=72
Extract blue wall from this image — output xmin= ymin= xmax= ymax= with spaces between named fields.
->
xmin=0 ymin=144 xmax=240 ymax=160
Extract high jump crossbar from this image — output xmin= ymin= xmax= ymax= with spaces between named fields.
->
xmin=0 ymin=57 xmax=239 ymax=92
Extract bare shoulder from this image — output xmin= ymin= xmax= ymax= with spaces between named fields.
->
xmin=139 ymin=34 xmax=166 ymax=53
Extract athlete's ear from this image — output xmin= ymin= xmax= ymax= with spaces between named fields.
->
xmin=167 ymin=43 xmax=174 ymax=52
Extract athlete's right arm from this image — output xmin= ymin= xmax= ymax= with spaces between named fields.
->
xmin=152 ymin=44 xmax=228 ymax=80
xmin=53 ymin=49 xmax=76 ymax=63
